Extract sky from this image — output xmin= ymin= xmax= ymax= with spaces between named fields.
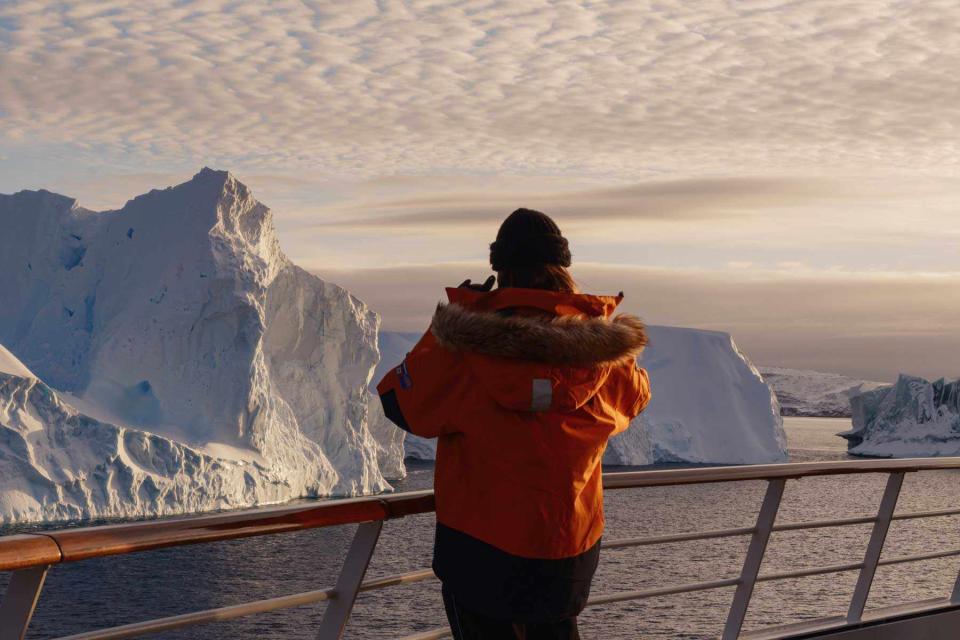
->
xmin=1 ymin=0 xmax=959 ymax=381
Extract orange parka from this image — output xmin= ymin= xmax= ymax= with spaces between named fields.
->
xmin=378 ymin=286 xmax=651 ymax=563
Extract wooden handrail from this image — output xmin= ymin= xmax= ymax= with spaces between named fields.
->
xmin=2 ymin=458 xmax=959 ymax=572
xmin=48 ymin=491 xmax=433 ymax=565
xmin=0 ymin=534 xmax=61 ymax=570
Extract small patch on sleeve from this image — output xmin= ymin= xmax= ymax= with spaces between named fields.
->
xmin=397 ymin=361 xmax=413 ymax=389
xmin=531 ymin=378 xmax=552 ymax=411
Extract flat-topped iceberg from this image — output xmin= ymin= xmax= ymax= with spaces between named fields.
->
xmin=843 ymin=375 xmax=960 ymax=457
xmin=0 ymin=169 xmax=403 ymax=524
xmin=379 ymin=325 xmax=787 ymax=465
xmin=619 ymin=325 xmax=786 ymax=465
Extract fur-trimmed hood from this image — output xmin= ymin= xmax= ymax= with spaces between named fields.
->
xmin=430 ymin=302 xmax=647 ymax=367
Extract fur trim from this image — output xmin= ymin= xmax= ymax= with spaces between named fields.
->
xmin=430 ymin=303 xmax=647 ymax=366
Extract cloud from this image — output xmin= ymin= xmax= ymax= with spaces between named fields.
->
xmin=317 ymin=262 xmax=960 ymax=382
xmin=2 ymin=1 xmax=960 ymax=177
xmin=1 ymin=2 xmax=956 ymax=383
xmin=312 ymin=176 xmax=846 ymax=230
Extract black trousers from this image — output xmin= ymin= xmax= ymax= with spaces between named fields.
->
xmin=442 ymin=586 xmax=581 ymax=640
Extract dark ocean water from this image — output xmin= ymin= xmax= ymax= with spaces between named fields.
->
xmin=4 ymin=417 xmax=960 ymax=639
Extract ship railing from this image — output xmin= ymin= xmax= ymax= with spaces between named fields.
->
xmin=3 ymin=458 xmax=960 ymax=640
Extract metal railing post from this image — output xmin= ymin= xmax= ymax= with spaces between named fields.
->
xmin=317 ymin=520 xmax=383 ymax=640
xmin=722 ymin=478 xmax=786 ymax=640
xmin=0 ymin=565 xmax=50 ymax=640
xmin=847 ymin=472 xmax=904 ymax=622
xmin=951 ymin=567 xmax=960 ymax=604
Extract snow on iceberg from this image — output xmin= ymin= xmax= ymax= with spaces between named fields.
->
xmin=843 ymin=375 xmax=960 ymax=457
xmin=0 ymin=344 xmax=35 ymax=379
xmin=379 ymin=325 xmax=787 ymax=465
xmin=0 ymin=169 xmax=403 ymax=524
xmin=0 ymin=350 xmax=315 ymax=522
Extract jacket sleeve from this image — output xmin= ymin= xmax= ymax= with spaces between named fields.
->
xmin=629 ymin=365 xmax=652 ymax=419
xmin=376 ymin=330 xmax=466 ymax=439
xmin=609 ymin=364 xmax=652 ymax=436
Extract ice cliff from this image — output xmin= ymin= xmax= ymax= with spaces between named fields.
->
xmin=379 ymin=325 xmax=787 ymax=465
xmin=0 ymin=169 xmax=403 ymax=524
xmin=842 ymin=375 xmax=960 ymax=457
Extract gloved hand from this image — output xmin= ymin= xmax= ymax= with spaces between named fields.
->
xmin=457 ymin=275 xmax=495 ymax=292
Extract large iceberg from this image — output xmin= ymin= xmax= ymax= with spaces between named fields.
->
xmin=379 ymin=325 xmax=787 ymax=465
xmin=842 ymin=375 xmax=960 ymax=457
xmin=0 ymin=169 xmax=403 ymax=524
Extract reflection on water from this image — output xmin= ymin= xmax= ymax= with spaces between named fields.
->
xmin=3 ymin=418 xmax=960 ymax=639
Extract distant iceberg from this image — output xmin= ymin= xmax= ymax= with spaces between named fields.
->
xmin=379 ymin=325 xmax=787 ymax=466
xmin=842 ymin=375 xmax=960 ymax=457
xmin=760 ymin=367 xmax=888 ymax=417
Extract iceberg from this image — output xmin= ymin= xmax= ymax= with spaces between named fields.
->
xmin=379 ymin=325 xmax=787 ymax=465
xmin=0 ymin=169 xmax=403 ymax=524
xmin=0 ymin=347 xmax=316 ymax=522
xmin=843 ymin=375 xmax=960 ymax=457
xmin=760 ymin=367 xmax=889 ymax=417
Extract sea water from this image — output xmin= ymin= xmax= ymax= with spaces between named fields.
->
xmin=3 ymin=417 xmax=960 ymax=639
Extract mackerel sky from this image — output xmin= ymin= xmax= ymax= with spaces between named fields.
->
xmin=1 ymin=1 xmax=959 ymax=380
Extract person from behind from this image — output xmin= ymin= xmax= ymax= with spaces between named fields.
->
xmin=377 ymin=208 xmax=652 ymax=639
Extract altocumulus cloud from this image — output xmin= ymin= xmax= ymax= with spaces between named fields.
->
xmin=3 ymin=1 xmax=958 ymax=380
xmin=2 ymin=0 xmax=960 ymax=176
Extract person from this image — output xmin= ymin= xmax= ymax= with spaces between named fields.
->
xmin=377 ymin=208 xmax=651 ymax=639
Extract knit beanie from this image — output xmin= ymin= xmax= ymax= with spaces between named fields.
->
xmin=489 ymin=208 xmax=572 ymax=271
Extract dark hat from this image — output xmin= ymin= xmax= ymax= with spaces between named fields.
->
xmin=489 ymin=208 xmax=571 ymax=271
